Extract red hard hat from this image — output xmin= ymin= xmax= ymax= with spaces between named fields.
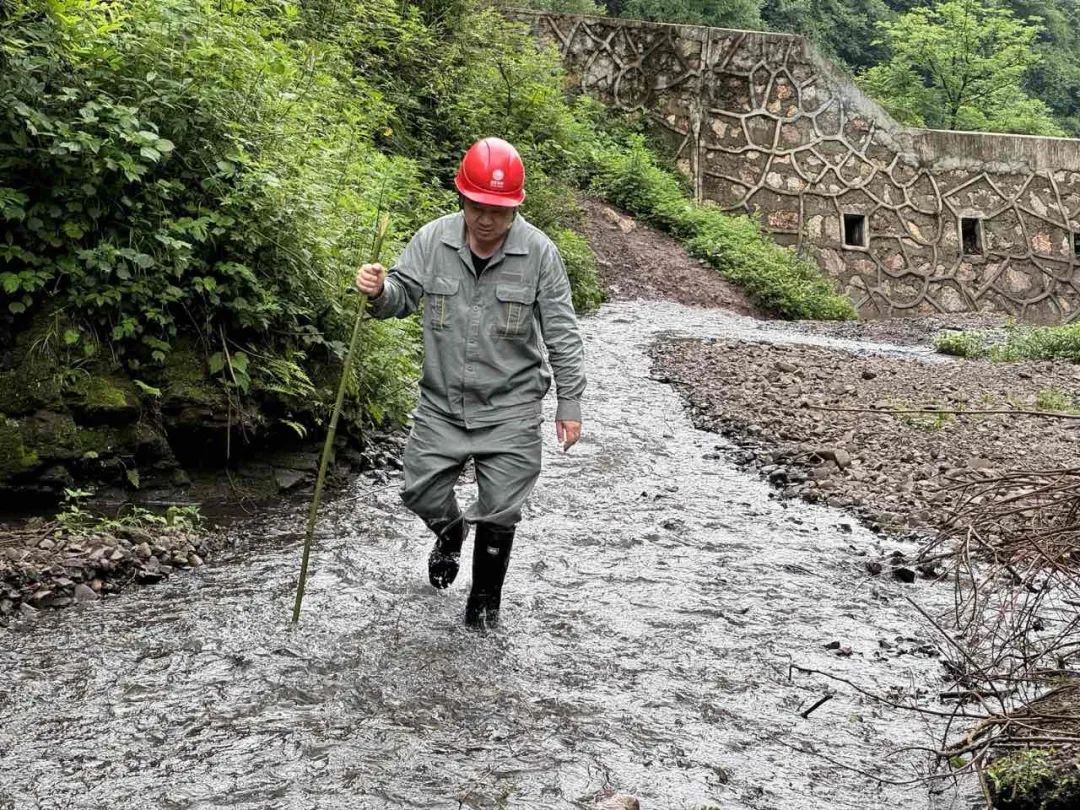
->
xmin=454 ymin=137 xmax=526 ymax=207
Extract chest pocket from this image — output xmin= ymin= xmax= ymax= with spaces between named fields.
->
xmin=493 ymin=284 xmax=536 ymax=340
xmin=424 ymin=276 xmax=459 ymax=331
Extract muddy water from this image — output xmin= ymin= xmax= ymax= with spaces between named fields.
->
xmin=0 ymin=302 xmax=973 ymax=810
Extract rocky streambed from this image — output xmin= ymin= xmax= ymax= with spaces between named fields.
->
xmin=0 ymin=521 xmax=215 ymax=618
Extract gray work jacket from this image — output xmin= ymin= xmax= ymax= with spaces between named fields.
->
xmin=368 ymin=211 xmax=586 ymax=428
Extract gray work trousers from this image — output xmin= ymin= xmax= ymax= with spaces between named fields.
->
xmin=400 ymin=408 xmax=543 ymax=530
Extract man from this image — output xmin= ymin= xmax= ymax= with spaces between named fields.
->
xmin=354 ymin=137 xmax=586 ymax=630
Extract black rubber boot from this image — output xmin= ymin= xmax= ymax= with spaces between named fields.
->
xmin=464 ymin=523 xmax=515 ymax=630
xmin=426 ymin=515 xmax=468 ymax=589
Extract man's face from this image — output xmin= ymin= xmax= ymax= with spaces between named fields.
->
xmin=462 ymin=197 xmax=516 ymax=244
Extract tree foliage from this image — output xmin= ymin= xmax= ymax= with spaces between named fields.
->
xmin=760 ymin=0 xmax=892 ymax=70
xmin=615 ymin=0 xmax=763 ymax=30
xmin=0 ymin=0 xmax=609 ymax=440
xmin=858 ymin=0 xmax=1064 ymax=135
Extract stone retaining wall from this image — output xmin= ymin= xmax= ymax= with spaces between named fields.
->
xmin=516 ymin=11 xmax=1080 ymax=322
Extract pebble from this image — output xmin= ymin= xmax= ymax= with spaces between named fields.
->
xmin=2 ymin=523 xmax=212 ymax=616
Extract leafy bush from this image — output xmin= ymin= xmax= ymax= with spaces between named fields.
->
xmin=935 ymin=323 xmax=1080 ymax=363
xmin=588 ymin=136 xmax=857 ymax=320
xmin=551 ymin=227 xmax=604 ymax=313
xmin=987 ymin=748 xmax=1080 ymax=810
xmin=0 ymin=0 xmax=446 ymax=436
xmin=1034 ymin=388 xmax=1079 ymax=414
xmin=934 ymin=330 xmax=989 ymax=358
xmin=502 ymin=0 xmax=607 ymax=14
xmin=0 ymin=0 xmax=605 ymax=448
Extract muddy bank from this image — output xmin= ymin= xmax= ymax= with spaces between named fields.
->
xmin=578 ymin=197 xmax=764 ymax=316
xmin=649 ymin=335 xmax=1080 ymax=536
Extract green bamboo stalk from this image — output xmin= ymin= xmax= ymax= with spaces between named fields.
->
xmin=292 ymin=212 xmax=390 ymax=624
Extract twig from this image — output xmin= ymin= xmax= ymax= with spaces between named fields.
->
xmin=808 ymin=404 xmax=1080 ymax=420
xmin=800 ymin=694 xmax=833 ymax=719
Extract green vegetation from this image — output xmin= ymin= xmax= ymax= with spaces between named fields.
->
xmin=859 ymin=0 xmax=1064 ymax=135
xmin=590 ymin=136 xmax=857 ymax=320
xmin=934 ymin=323 xmax=1080 ymax=362
xmin=550 ymin=227 xmax=605 ymax=313
xmin=0 ymin=0 xmax=608 ymax=451
xmin=516 ymin=0 xmax=608 ymax=12
xmin=619 ymin=0 xmax=763 ymax=29
xmin=0 ymin=0 xmax=858 ymax=494
xmin=897 ymin=406 xmax=954 ymax=431
xmin=56 ymin=487 xmax=202 ymax=535
xmin=1034 ymin=388 xmax=1079 ymax=413
xmin=987 ymin=748 xmax=1080 ymax=810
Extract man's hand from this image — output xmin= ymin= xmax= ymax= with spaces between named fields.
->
xmin=556 ymin=420 xmax=581 ymax=452
xmin=355 ymin=262 xmax=386 ymax=298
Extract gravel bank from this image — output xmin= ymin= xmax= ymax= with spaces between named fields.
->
xmin=650 ymin=336 xmax=1080 ymax=536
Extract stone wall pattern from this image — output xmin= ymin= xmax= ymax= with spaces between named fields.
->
xmin=516 ymin=12 xmax=1080 ymax=323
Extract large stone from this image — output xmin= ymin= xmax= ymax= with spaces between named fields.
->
xmin=73 ymin=583 xmax=98 ymax=602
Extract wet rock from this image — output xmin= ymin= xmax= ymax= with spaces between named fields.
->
xmin=865 ymin=560 xmax=883 ymax=575
xmin=832 ymin=449 xmax=852 ymax=470
xmin=273 ymin=468 xmax=307 ymax=492
xmin=594 ymin=794 xmax=640 ymax=810
xmin=136 ymin=565 xmax=166 ymax=584
xmin=892 ymin=567 xmax=916 ymax=584
xmin=73 ymin=583 xmax=98 ymax=602
xmin=824 ymin=642 xmax=853 ymax=657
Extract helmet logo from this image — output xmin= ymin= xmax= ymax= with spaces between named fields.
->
xmin=490 ymin=168 xmax=505 ymax=189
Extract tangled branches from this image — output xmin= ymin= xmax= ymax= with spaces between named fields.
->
xmin=919 ymin=468 xmax=1080 ymax=802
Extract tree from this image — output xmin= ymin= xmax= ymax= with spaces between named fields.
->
xmin=859 ymin=0 xmax=1065 ymax=135
xmin=617 ymin=0 xmax=763 ymax=31
xmin=517 ymin=0 xmax=609 ymax=13
xmin=760 ymin=0 xmax=893 ymax=71
xmin=1005 ymin=0 xmax=1080 ymax=135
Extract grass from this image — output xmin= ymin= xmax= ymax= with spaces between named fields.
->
xmin=935 ymin=322 xmax=1080 ymax=362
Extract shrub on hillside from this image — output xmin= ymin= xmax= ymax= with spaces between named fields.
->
xmin=935 ymin=323 xmax=1080 ymax=362
xmin=0 ymin=0 xmax=606 ymax=449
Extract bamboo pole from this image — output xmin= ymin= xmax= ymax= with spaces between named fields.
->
xmin=291 ymin=213 xmax=390 ymax=623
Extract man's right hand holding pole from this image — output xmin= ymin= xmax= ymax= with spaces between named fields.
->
xmin=356 ymin=263 xmax=386 ymax=298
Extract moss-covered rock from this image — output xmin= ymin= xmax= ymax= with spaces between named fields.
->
xmin=65 ymin=374 xmax=139 ymax=425
xmin=989 ymin=748 xmax=1080 ymax=810
xmin=160 ymin=339 xmax=224 ymax=409
xmin=0 ymin=415 xmax=41 ymax=483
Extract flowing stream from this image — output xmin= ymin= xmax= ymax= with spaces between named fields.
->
xmin=0 ymin=301 xmax=974 ymax=809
